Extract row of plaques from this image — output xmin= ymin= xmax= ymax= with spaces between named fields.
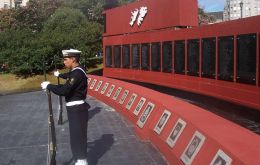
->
xmin=105 ymin=33 xmax=257 ymax=85
xmin=88 ymin=77 xmax=233 ymax=165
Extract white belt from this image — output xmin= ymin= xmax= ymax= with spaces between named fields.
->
xmin=66 ymin=100 xmax=85 ymax=106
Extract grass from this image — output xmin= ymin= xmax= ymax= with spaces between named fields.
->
xmin=87 ymin=63 xmax=103 ymax=73
xmin=0 ymin=64 xmax=103 ymax=95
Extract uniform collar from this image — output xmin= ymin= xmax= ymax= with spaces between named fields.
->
xmin=71 ymin=66 xmax=87 ymax=77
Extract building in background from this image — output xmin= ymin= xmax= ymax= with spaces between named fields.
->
xmin=0 ymin=0 xmax=28 ymax=9
xmin=207 ymin=11 xmax=224 ymax=23
xmin=224 ymin=0 xmax=260 ymax=21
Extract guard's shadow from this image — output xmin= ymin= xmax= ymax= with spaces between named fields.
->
xmin=61 ymin=157 xmax=75 ymax=165
xmin=88 ymin=107 xmax=102 ymax=121
xmin=87 ymin=134 xmax=114 ymax=165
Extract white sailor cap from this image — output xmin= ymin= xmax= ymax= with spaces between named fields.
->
xmin=62 ymin=49 xmax=81 ymax=58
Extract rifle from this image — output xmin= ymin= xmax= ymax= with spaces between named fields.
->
xmin=57 ymin=76 xmax=63 ymax=125
xmin=46 ymin=90 xmax=57 ymax=165
xmin=54 ymin=55 xmax=63 ymax=125
xmin=43 ymin=60 xmax=56 ymax=165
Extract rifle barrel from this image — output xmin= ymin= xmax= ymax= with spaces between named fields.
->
xmin=47 ymin=91 xmax=57 ymax=165
xmin=57 ymin=77 xmax=63 ymax=125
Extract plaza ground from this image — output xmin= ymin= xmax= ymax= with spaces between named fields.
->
xmin=0 ymin=91 xmax=166 ymax=165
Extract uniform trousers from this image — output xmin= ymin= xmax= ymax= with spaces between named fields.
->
xmin=66 ymin=102 xmax=89 ymax=160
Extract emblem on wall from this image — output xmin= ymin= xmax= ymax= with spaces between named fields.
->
xmin=129 ymin=6 xmax=148 ymax=27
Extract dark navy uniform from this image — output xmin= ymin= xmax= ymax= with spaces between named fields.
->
xmin=47 ymin=66 xmax=89 ymax=161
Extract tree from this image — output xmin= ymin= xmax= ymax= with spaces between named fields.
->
xmin=0 ymin=0 xmax=136 ymax=76
xmin=0 ymin=27 xmax=44 ymax=75
xmin=198 ymin=7 xmax=215 ymax=25
xmin=0 ymin=9 xmax=16 ymax=31
xmin=14 ymin=0 xmax=61 ymax=32
xmin=0 ymin=0 xmax=61 ymax=32
xmin=62 ymin=0 xmax=136 ymax=23
xmin=41 ymin=7 xmax=102 ymax=68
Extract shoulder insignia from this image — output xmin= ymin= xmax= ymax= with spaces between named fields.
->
xmin=69 ymin=78 xmax=75 ymax=85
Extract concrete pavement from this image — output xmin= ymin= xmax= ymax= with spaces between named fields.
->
xmin=0 ymin=91 xmax=167 ymax=165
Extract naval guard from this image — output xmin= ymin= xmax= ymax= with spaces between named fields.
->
xmin=41 ymin=49 xmax=89 ymax=165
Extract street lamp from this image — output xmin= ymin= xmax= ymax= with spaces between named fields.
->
xmin=240 ymin=1 xmax=244 ymax=18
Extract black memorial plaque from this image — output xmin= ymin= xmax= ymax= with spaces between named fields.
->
xmin=132 ymin=44 xmax=140 ymax=69
xmin=122 ymin=45 xmax=130 ymax=68
xmin=237 ymin=33 xmax=256 ymax=85
xmin=114 ymin=45 xmax=121 ymax=68
xmin=202 ymin=38 xmax=216 ymax=79
xmin=151 ymin=42 xmax=161 ymax=71
xmin=218 ymin=36 xmax=234 ymax=81
xmin=162 ymin=41 xmax=172 ymax=73
xmin=141 ymin=43 xmax=150 ymax=70
xmin=174 ymin=40 xmax=185 ymax=74
xmin=105 ymin=46 xmax=112 ymax=67
xmin=187 ymin=39 xmax=199 ymax=76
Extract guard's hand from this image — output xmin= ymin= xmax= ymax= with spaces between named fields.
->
xmin=54 ymin=70 xmax=60 ymax=77
xmin=41 ymin=81 xmax=50 ymax=91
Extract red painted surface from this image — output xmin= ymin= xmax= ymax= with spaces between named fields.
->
xmin=103 ymin=0 xmax=198 ymax=36
xmin=104 ymin=68 xmax=260 ymax=110
xmin=103 ymin=16 xmax=260 ymax=110
xmin=88 ymin=75 xmax=260 ymax=165
xmin=257 ymin=32 xmax=259 ymax=86
xmin=101 ymin=1 xmax=260 ymax=163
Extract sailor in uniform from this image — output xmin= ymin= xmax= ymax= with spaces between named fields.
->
xmin=41 ymin=49 xmax=89 ymax=165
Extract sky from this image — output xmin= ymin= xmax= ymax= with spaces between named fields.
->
xmin=198 ymin=0 xmax=226 ymax=12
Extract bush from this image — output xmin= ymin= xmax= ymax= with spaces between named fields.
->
xmin=0 ymin=7 xmax=102 ymax=76
xmin=85 ymin=56 xmax=103 ymax=68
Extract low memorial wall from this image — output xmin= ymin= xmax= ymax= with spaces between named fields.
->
xmin=87 ymin=75 xmax=260 ymax=165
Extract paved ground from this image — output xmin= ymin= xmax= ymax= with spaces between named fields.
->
xmin=0 ymin=91 xmax=167 ymax=165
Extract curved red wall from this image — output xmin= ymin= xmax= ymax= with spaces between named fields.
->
xmin=103 ymin=16 xmax=260 ymax=110
xmin=87 ymin=75 xmax=260 ymax=165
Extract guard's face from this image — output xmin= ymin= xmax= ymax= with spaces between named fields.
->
xmin=63 ymin=57 xmax=73 ymax=69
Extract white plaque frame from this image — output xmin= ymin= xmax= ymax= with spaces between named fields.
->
xmin=154 ymin=110 xmax=171 ymax=135
xmin=136 ymin=102 xmax=155 ymax=128
xmin=166 ymin=118 xmax=187 ymax=148
xmin=119 ymin=90 xmax=129 ymax=104
xmin=126 ymin=93 xmax=137 ymax=110
xmin=89 ymin=79 xmax=97 ymax=89
xmin=133 ymin=97 xmax=146 ymax=116
xmin=106 ymin=84 xmax=115 ymax=97
xmin=94 ymin=81 xmax=103 ymax=91
xmin=210 ymin=149 xmax=232 ymax=165
xmin=100 ymin=82 xmax=109 ymax=94
xmin=112 ymin=87 xmax=122 ymax=100
xmin=87 ymin=78 xmax=92 ymax=85
xmin=181 ymin=131 xmax=206 ymax=165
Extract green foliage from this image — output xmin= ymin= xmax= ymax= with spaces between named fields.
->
xmin=62 ymin=0 xmax=136 ymax=23
xmin=43 ymin=7 xmax=87 ymax=32
xmin=0 ymin=0 xmax=60 ymax=32
xmin=0 ymin=0 xmax=135 ymax=76
xmin=198 ymin=7 xmax=215 ymax=25
xmin=87 ymin=56 xmax=103 ymax=68
xmin=0 ymin=9 xmax=16 ymax=30
xmin=41 ymin=7 xmax=102 ymax=67
xmin=0 ymin=27 xmax=53 ymax=76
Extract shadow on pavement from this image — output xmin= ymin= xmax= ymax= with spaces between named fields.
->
xmin=88 ymin=107 xmax=102 ymax=121
xmin=87 ymin=134 xmax=114 ymax=165
xmin=61 ymin=157 xmax=75 ymax=165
